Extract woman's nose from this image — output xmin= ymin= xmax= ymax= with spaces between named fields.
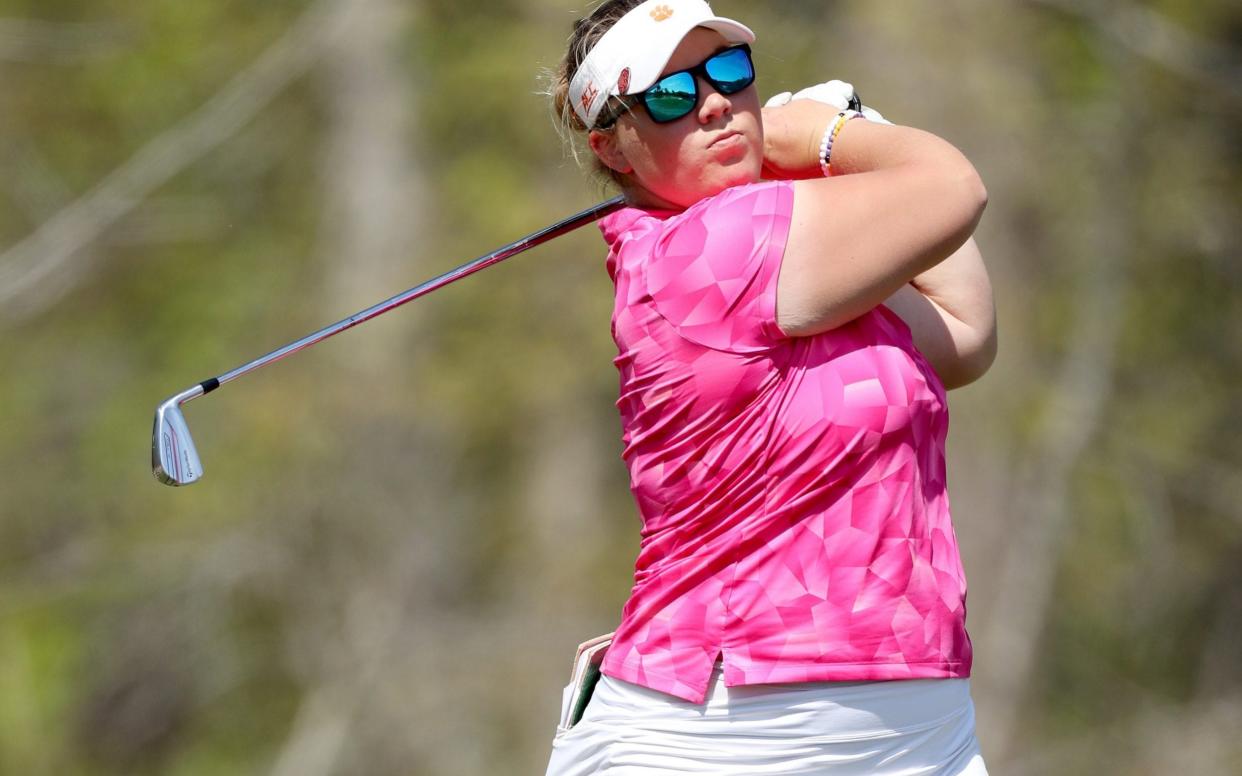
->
xmin=698 ymin=81 xmax=732 ymax=124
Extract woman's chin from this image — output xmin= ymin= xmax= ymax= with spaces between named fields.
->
xmin=709 ymin=165 xmax=763 ymax=195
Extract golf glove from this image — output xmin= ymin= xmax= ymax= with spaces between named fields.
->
xmin=765 ymin=80 xmax=891 ymax=125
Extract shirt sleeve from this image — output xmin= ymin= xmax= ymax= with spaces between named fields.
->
xmin=642 ymin=180 xmax=794 ymax=354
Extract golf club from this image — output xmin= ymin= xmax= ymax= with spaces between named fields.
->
xmin=153 ymin=195 xmax=627 ymax=487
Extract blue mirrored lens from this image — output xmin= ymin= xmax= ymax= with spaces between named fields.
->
xmin=644 ymin=72 xmax=697 ymax=123
xmin=640 ymin=46 xmax=756 ymax=124
xmin=704 ymin=47 xmax=754 ymax=95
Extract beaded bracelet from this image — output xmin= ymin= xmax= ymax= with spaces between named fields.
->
xmin=818 ymin=110 xmax=864 ymax=177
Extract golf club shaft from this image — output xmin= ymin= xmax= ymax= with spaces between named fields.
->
xmin=184 ymin=195 xmax=626 ymax=403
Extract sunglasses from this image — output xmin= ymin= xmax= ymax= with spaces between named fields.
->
xmin=601 ymin=44 xmax=756 ymax=127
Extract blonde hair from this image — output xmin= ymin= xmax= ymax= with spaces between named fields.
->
xmin=547 ymin=0 xmax=647 ymax=187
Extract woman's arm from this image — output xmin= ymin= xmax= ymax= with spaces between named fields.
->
xmin=881 ymin=238 xmax=997 ymax=390
xmin=762 ymin=101 xmax=987 ymax=338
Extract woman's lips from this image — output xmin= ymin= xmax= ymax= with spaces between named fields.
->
xmin=709 ymin=130 xmax=743 ymax=149
xmin=709 ymin=130 xmax=749 ymax=162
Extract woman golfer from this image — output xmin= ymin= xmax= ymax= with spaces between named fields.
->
xmin=546 ymin=1 xmax=995 ymax=773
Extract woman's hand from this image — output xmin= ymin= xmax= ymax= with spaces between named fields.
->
xmin=761 ymin=83 xmax=890 ymax=180
xmin=765 ymin=80 xmax=889 ymax=124
xmin=765 ymin=80 xmax=858 ymax=111
xmin=761 ymin=99 xmax=840 ymax=180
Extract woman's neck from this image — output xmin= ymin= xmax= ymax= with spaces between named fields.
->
xmin=623 ymin=185 xmax=685 ymax=212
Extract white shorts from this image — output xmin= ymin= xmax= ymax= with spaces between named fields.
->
xmin=546 ymin=669 xmax=988 ymax=775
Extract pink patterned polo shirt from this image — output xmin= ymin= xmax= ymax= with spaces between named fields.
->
xmin=597 ymin=179 xmax=972 ymax=704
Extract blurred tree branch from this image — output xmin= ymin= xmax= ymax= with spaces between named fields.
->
xmin=0 ymin=18 xmax=129 ymax=63
xmin=0 ymin=0 xmax=361 ymax=324
xmin=317 ymin=0 xmax=425 ymax=369
xmin=3 ymin=140 xmax=77 ymax=223
xmin=3 ymin=141 xmax=224 ymax=248
xmin=975 ymin=104 xmax=1132 ymax=761
xmin=268 ymin=685 xmax=354 ymax=776
xmin=1025 ymin=0 xmax=1242 ymax=105
xmin=270 ymin=0 xmax=424 ymax=763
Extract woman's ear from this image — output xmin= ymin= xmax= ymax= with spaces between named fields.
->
xmin=589 ymin=129 xmax=633 ymax=175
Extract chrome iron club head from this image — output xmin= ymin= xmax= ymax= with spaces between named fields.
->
xmin=150 ymin=196 xmax=627 ymax=487
xmin=152 ymin=386 xmax=206 ymax=486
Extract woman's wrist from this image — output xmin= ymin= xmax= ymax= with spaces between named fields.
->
xmin=761 ymin=101 xmax=848 ymax=179
xmin=818 ymin=110 xmax=865 ymax=177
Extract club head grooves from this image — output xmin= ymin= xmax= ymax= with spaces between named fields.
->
xmin=152 ymin=398 xmax=203 ymax=486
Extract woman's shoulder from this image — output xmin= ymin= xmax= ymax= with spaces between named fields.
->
xmin=678 ymin=179 xmax=794 ymax=227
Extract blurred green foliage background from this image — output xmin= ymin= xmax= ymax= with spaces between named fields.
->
xmin=1 ymin=0 xmax=1239 ymax=773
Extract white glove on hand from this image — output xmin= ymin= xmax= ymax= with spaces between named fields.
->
xmin=765 ymin=80 xmax=891 ymax=125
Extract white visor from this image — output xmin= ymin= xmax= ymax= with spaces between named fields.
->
xmin=568 ymin=0 xmax=755 ymax=129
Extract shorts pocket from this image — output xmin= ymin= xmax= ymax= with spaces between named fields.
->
xmin=555 ymin=633 xmax=612 ymax=737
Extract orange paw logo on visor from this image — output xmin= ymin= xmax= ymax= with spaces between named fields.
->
xmin=650 ymin=5 xmax=674 ymax=22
